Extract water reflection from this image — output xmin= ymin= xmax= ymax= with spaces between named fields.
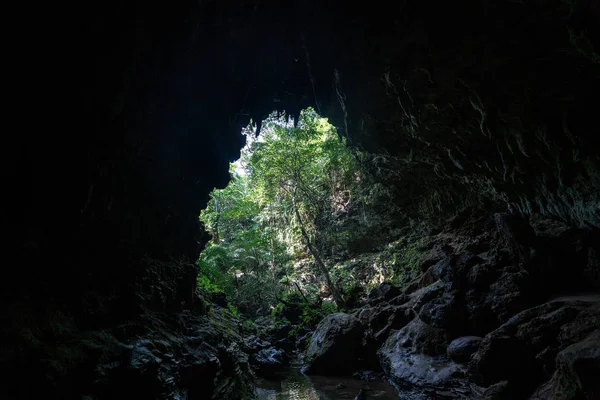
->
xmin=254 ymin=367 xmax=398 ymax=400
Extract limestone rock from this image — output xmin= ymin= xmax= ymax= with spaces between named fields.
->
xmin=304 ymin=313 xmax=364 ymax=375
xmin=367 ymin=283 xmax=401 ymax=306
xmin=447 ymin=336 xmax=483 ymax=364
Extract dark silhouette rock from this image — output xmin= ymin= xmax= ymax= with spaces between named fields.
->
xmin=354 ymin=388 xmax=367 ymax=400
xmin=304 ymin=313 xmax=364 ymax=375
xmin=250 ymin=347 xmax=287 ymax=377
xmin=367 ymin=283 xmax=401 ymax=306
xmin=243 ymin=335 xmax=270 ymax=354
xmin=386 ymin=318 xmax=449 ymax=357
xmin=446 ymin=336 xmax=482 ymax=364
xmin=478 ymin=380 xmax=511 ymax=400
xmin=211 ymin=291 xmax=228 ymax=308
xmin=378 ymin=323 xmax=470 ymax=396
xmin=418 ymin=292 xmax=464 ymax=333
xmin=538 ymin=330 xmax=600 ymax=400
xmin=469 ymin=297 xmax=600 ymax=398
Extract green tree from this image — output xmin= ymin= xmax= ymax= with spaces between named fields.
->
xmin=243 ymin=108 xmax=356 ymax=307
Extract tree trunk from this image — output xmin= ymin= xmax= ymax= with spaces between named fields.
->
xmin=294 ymin=205 xmax=346 ymax=308
xmin=213 ymin=197 xmax=221 ymax=244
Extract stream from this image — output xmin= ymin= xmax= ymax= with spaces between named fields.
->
xmin=254 ymin=365 xmax=399 ymax=400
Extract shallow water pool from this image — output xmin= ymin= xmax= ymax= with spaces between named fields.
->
xmin=254 ymin=366 xmax=399 ymax=400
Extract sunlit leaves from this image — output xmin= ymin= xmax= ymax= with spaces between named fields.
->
xmin=198 ymin=108 xmax=357 ymax=312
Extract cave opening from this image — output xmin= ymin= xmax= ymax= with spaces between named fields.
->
xmin=3 ymin=0 xmax=600 ymax=399
xmin=197 ymin=107 xmax=405 ymax=320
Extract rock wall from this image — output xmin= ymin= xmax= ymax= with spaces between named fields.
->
xmin=303 ymin=212 xmax=600 ymax=398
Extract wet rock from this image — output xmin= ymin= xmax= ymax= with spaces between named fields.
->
xmin=250 ymin=347 xmax=287 ymax=377
xmin=367 ymin=304 xmax=413 ymax=341
xmin=418 ymin=292 xmax=464 ymax=333
xmin=355 ymin=306 xmax=378 ymax=325
xmin=273 ymin=337 xmax=295 ymax=353
xmin=378 ymin=334 xmax=467 ymax=394
xmin=403 ymin=279 xmax=422 ymax=295
xmin=304 ymin=313 xmax=364 ymax=375
xmin=353 ymin=370 xmax=385 ymax=381
xmin=388 ymin=318 xmax=449 ymax=357
xmin=446 ymin=336 xmax=482 ymax=364
xmin=243 ymin=335 xmax=270 ymax=354
xmin=358 ymin=304 xmax=415 ymax=370
xmin=404 ymin=266 xmax=439 ymax=295
xmin=367 ymin=283 xmax=401 ymax=306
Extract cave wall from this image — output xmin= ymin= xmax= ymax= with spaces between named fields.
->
xmin=4 ymin=0 xmax=599 ymax=350
xmin=310 ymin=0 xmax=600 ymax=225
xmin=5 ymin=0 xmax=314 ymax=322
xmin=2 ymin=0 xmax=599 ymax=397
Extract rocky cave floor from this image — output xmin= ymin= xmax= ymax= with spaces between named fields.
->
xmin=33 ymin=210 xmax=598 ymax=400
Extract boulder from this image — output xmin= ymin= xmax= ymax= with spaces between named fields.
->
xmin=359 ymin=304 xmax=415 ymax=370
xmin=367 ymin=283 xmax=401 ymax=306
xmin=418 ymin=292 xmax=465 ymax=334
xmin=243 ymin=335 xmax=270 ymax=354
xmin=469 ymin=298 xmax=600 ymax=398
xmin=547 ymin=330 xmax=600 ymax=400
xmin=466 ymin=263 xmax=500 ymax=289
xmin=409 ymin=280 xmax=447 ymax=313
xmin=273 ymin=337 xmax=295 ymax=353
xmin=378 ymin=325 xmax=470 ymax=396
xmin=433 ymin=252 xmax=482 ymax=288
xmin=250 ymin=347 xmax=287 ymax=377
xmin=210 ymin=291 xmax=228 ymax=307
xmin=366 ymin=304 xmax=413 ymax=341
xmin=465 ymin=269 xmax=534 ymax=335
xmin=303 ymin=313 xmax=364 ymax=375
xmin=91 ymin=312 xmax=254 ymax=400
xmin=419 ymin=247 xmax=445 ymax=272
xmin=446 ymin=336 xmax=482 ymax=364
xmin=493 ymin=213 xmax=537 ymax=262
xmin=389 ymin=294 xmax=410 ymax=306
xmin=266 ymin=322 xmax=291 ymax=341
xmin=387 ymin=318 xmax=449 ymax=357
xmin=479 ymin=380 xmax=511 ymax=400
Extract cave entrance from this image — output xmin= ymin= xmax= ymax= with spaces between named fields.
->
xmin=197 ymin=107 xmax=359 ymax=317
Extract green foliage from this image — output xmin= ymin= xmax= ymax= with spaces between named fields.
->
xmin=299 ymin=301 xmax=337 ymax=329
xmin=197 ymin=108 xmax=360 ymax=313
xmin=196 ymin=244 xmax=235 ymax=295
xmin=389 ymin=239 xmax=425 ymax=284
xmin=196 ymin=107 xmax=410 ymax=319
xmin=270 ymin=302 xmax=285 ymax=317
xmin=227 ymin=304 xmax=242 ymax=318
